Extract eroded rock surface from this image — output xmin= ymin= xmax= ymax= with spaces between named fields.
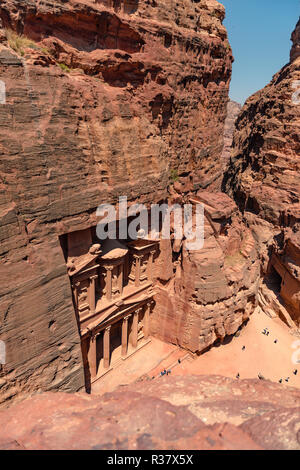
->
xmin=152 ymin=191 xmax=259 ymax=353
xmin=223 ymin=18 xmax=300 ymax=324
xmin=0 ymin=0 xmax=236 ymax=405
xmin=0 ymin=375 xmax=299 ymax=450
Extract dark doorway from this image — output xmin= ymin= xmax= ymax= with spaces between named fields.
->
xmin=268 ymin=265 xmax=283 ymax=293
xmin=110 ymin=322 xmax=122 ymax=364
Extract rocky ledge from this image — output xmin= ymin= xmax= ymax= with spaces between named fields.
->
xmin=0 ymin=375 xmax=299 ymax=450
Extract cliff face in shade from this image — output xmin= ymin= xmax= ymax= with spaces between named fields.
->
xmin=0 ymin=376 xmax=300 ymax=450
xmin=0 ymin=0 xmax=237 ymax=405
xmin=221 ymin=99 xmax=241 ymax=163
xmin=223 ymin=18 xmax=300 ymax=324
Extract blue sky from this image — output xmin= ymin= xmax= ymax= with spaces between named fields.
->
xmin=221 ymin=0 xmax=300 ymax=104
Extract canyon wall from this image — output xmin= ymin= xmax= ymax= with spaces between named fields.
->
xmin=151 ymin=191 xmax=259 ymax=353
xmin=0 ymin=0 xmax=236 ymax=405
xmin=224 ymin=19 xmax=300 ymax=324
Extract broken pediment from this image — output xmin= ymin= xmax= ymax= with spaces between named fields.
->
xmin=100 ymin=239 xmax=128 ymax=261
xmin=66 ymin=228 xmax=101 ymax=276
xmin=67 ymin=254 xmax=100 ymax=277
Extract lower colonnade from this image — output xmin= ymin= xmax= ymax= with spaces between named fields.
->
xmin=85 ymin=300 xmax=154 ymax=383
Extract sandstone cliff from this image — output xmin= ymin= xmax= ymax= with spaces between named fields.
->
xmin=152 ymin=191 xmax=259 ymax=353
xmin=0 ymin=376 xmax=299 ymax=450
xmin=0 ymin=0 xmax=237 ymax=405
xmin=224 ymin=18 xmax=300 ymax=324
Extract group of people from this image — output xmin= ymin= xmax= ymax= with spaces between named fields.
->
xmin=160 ymin=369 xmax=171 ymax=377
xmin=159 ymin=359 xmax=182 ymax=378
xmin=235 ymin=327 xmax=298 ymax=383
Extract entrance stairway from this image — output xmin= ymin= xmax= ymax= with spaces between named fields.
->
xmin=145 ymin=348 xmax=194 ymax=380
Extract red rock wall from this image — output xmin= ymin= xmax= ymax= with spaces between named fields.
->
xmin=0 ymin=376 xmax=299 ymax=450
xmin=221 ymin=99 xmax=241 ymax=164
xmin=0 ymin=0 xmax=233 ymax=404
xmin=223 ymin=19 xmax=300 ymax=324
xmin=151 ymin=192 xmax=259 ymax=352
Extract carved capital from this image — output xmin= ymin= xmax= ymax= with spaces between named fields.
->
xmin=105 ymin=265 xmax=114 ymax=272
xmin=147 ymin=300 xmax=155 ymax=309
xmin=90 ymin=331 xmax=97 ymax=342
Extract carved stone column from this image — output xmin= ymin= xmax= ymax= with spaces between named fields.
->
xmin=118 ymin=264 xmax=123 ymax=296
xmin=131 ymin=309 xmax=140 ymax=348
xmin=121 ymin=315 xmax=130 ymax=358
xmin=72 ymin=280 xmax=80 ymax=311
xmin=144 ymin=302 xmax=151 ymax=339
xmin=88 ymin=275 xmax=97 ymax=314
xmin=148 ymin=250 xmax=155 ymax=282
xmin=103 ymin=325 xmax=111 ymax=369
xmin=106 ymin=266 xmax=113 ymax=301
xmin=134 ymin=255 xmax=141 ymax=287
xmin=88 ymin=334 xmax=97 ymax=379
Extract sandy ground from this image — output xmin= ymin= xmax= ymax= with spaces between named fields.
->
xmin=93 ymin=310 xmax=300 ymax=395
xmin=92 ymin=337 xmax=181 ymax=395
xmin=171 ymin=309 xmax=300 ymax=389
